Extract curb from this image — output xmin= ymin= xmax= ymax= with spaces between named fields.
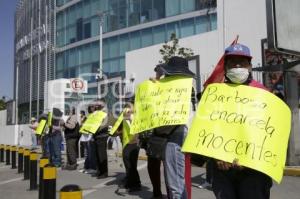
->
xmin=284 ymin=167 xmax=300 ymax=177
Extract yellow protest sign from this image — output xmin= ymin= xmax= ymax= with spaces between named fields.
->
xmin=47 ymin=112 xmax=52 ymax=127
xmin=130 ymin=76 xmax=193 ymax=134
xmin=122 ymin=120 xmax=135 ymax=148
xmin=81 ymin=111 xmax=107 ymax=134
xmin=182 ymin=83 xmax=291 ymax=183
xmin=35 ymin=119 xmax=47 ymax=135
xmin=109 ymin=110 xmax=126 ymax=135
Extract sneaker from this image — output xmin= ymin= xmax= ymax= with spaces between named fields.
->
xmin=197 ymin=182 xmax=211 ymax=189
xmin=85 ymin=169 xmax=97 ymax=174
xmin=78 ymin=169 xmax=86 ymax=173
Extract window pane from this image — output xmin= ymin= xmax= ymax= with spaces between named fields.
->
xmin=84 ymin=22 xmax=91 ymax=39
xmin=83 ymin=0 xmax=91 ymax=19
xmin=141 ymin=0 xmax=152 ymax=23
xmin=141 ymin=28 xmax=153 ymax=47
xmin=56 ymin=12 xmax=64 ymax=30
xmin=67 ymin=26 xmax=76 ymax=44
xmin=91 ymin=17 xmax=99 ymax=37
xmin=76 ymin=18 xmax=83 ymax=41
xmin=67 ymin=6 xmax=76 ymax=26
xmin=120 ymin=34 xmax=129 ymax=56
xmin=56 ymin=53 xmax=64 ymax=71
xmin=76 ymin=2 xmax=83 ymax=19
xmin=110 ymin=59 xmax=119 ymax=73
xmin=107 ymin=9 xmax=119 ymax=31
xmin=166 ymin=0 xmax=180 ymax=17
xmin=119 ymin=5 xmax=127 ymax=29
xmin=56 ymin=71 xmax=63 ymax=78
xmin=103 ymin=60 xmax=110 ymax=74
xmin=153 ymin=0 xmax=165 ymax=20
xmin=180 ymin=0 xmax=195 ymax=13
xmin=130 ymin=31 xmax=141 ymax=50
xmin=128 ymin=0 xmax=140 ymax=26
xmin=195 ymin=16 xmax=208 ymax=34
xmin=91 ymin=42 xmax=99 ymax=63
xmin=167 ymin=22 xmax=180 ymax=39
xmin=153 ymin=25 xmax=165 ymax=44
xmin=210 ymin=14 xmax=217 ymax=30
xmin=119 ymin=57 xmax=125 ymax=71
xmin=181 ymin=18 xmax=194 ymax=38
xmin=100 ymin=0 xmax=109 ymax=12
xmin=68 ymin=49 xmax=76 ymax=67
xmin=103 ymin=39 xmax=109 ymax=59
xmin=91 ymin=0 xmax=100 ymax=16
xmin=56 ymin=29 xmax=65 ymax=47
xmin=82 ymin=44 xmax=91 ymax=64
xmin=109 ymin=36 xmax=119 ymax=58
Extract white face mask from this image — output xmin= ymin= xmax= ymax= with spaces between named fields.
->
xmin=226 ymin=68 xmax=249 ymax=84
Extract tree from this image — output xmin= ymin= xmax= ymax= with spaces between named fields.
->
xmin=0 ymin=99 xmax=6 ymax=110
xmin=159 ymin=33 xmax=194 ymax=63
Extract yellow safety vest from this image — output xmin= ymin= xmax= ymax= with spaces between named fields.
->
xmin=81 ymin=111 xmax=107 ymax=134
xmin=35 ymin=119 xmax=47 ymax=135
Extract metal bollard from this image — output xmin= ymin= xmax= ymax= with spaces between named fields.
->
xmin=29 ymin=152 xmax=38 ymax=190
xmin=43 ymin=164 xmax=57 ymax=199
xmin=11 ymin=146 xmax=17 ymax=169
xmin=23 ymin=149 xmax=30 ymax=180
xmin=60 ymin=184 xmax=82 ymax=199
xmin=38 ymin=157 xmax=49 ymax=199
xmin=6 ymin=145 xmax=11 ymax=165
xmin=0 ymin=144 xmax=4 ymax=162
xmin=18 ymin=147 xmax=24 ymax=173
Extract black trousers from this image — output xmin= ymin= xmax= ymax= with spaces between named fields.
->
xmin=123 ymin=143 xmax=141 ymax=188
xmin=147 ymin=156 xmax=163 ymax=197
xmin=94 ymin=136 xmax=108 ymax=175
xmin=212 ymin=164 xmax=272 ymax=199
xmin=66 ymin=138 xmax=78 ymax=166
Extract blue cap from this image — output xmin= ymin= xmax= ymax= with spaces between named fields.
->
xmin=225 ymin=43 xmax=252 ymax=59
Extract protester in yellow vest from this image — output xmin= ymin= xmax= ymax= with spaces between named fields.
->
xmin=116 ymin=93 xmax=141 ymax=192
xmin=92 ymin=99 xmax=111 ymax=179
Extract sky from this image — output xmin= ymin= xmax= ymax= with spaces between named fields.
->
xmin=0 ymin=0 xmax=18 ymax=100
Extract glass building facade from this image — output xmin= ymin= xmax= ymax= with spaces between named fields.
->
xmin=14 ymin=0 xmax=55 ymax=123
xmin=55 ymin=0 xmax=217 ymax=107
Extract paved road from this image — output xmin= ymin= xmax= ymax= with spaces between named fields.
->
xmin=0 ymin=150 xmax=299 ymax=199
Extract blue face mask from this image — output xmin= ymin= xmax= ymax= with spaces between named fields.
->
xmin=226 ymin=68 xmax=249 ymax=84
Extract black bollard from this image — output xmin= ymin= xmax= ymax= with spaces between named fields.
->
xmin=43 ymin=164 xmax=56 ymax=199
xmin=23 ymin=149 xmax=30 ymax=180
xmin=60 ymin=184 xmax=82 ymax=199
xmin=29 ymin=152 xmax=38 ymax=190
xmin=11 ymin=146 xmax=17 ymax=169
xmin=18 ymin=147 xmax=24 ymax=173
xmin=38 ymin=157 xmax=49 ymax=199
xmin=5 ymin=145 xmax=10 ymax=165
xmin=0 ymin=144 xmax=4 ymax=162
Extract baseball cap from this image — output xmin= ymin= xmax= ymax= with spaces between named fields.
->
xmin=225 ymin=43 xmax=252 ymax=59
xmin=31 ymin=117 xmax=36 ymax=122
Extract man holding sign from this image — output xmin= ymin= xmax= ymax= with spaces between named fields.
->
xmin=182 ymin=43 xmax=291 ymax=199
xmin=131 ymin=56 xmax=195 ymax=199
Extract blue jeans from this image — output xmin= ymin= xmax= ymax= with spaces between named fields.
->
xmin=163 ymin=125 xmax=187 ymax=199
xmin=49 ymin=132 xmax=62 ymax=166
xmin=42 ymin=135 xmax=50 ymax=158
xmin=84 ymin=140 xmax=97 ymax=170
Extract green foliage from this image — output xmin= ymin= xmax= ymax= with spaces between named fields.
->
xmin=0 ymin=99 xmax=6 ymax=110
xmin=159 ymin=33 xmax=194 ymax=63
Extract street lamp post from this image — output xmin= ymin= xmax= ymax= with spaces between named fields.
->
xmin=97 ymin=12 xmax=105 ymax=99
